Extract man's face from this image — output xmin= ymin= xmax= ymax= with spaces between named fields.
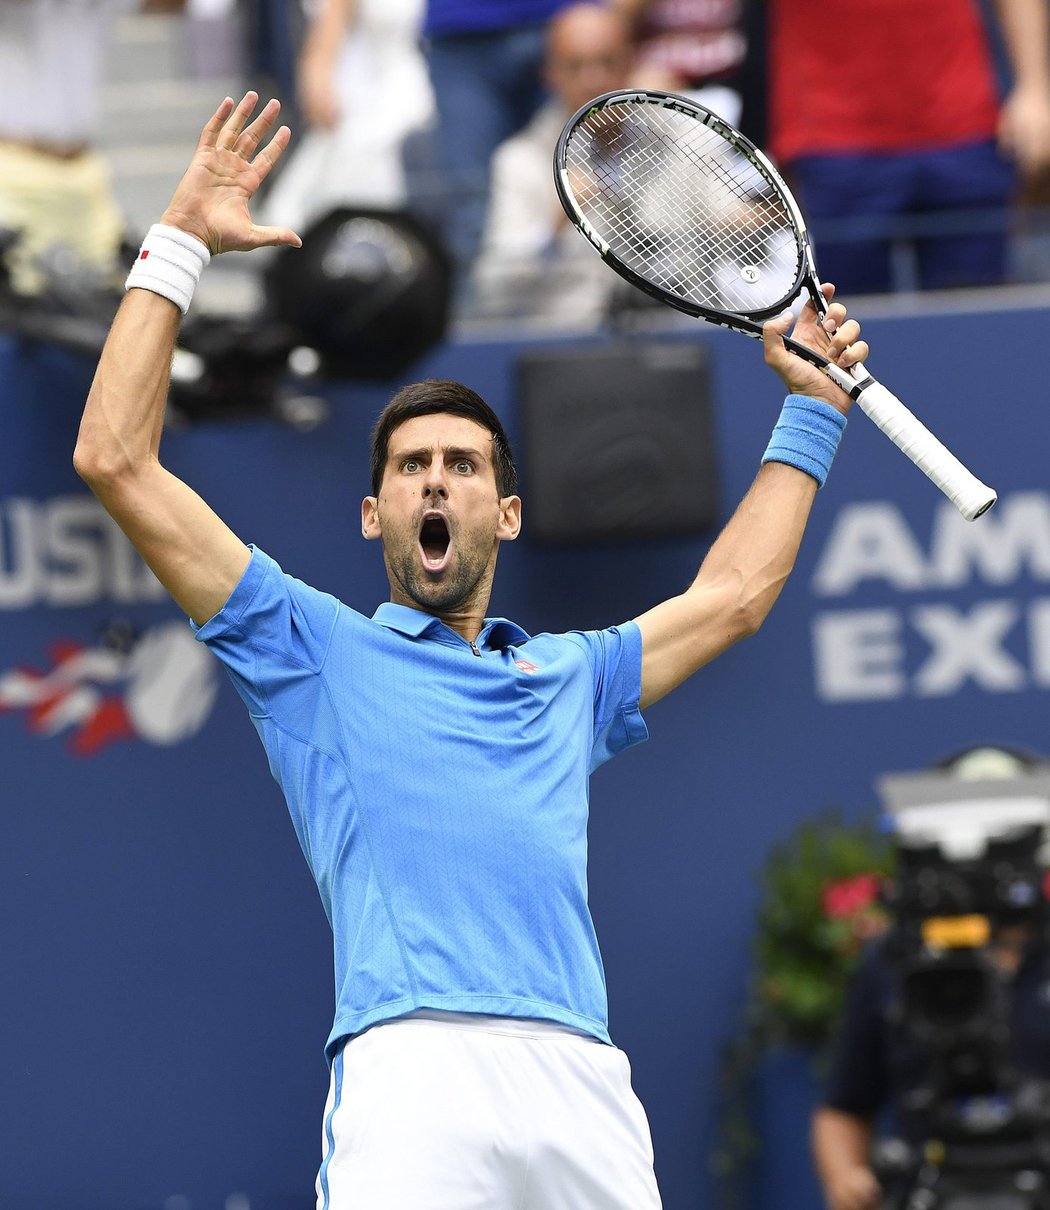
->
xmin=545 ymin=9 xmax=633 ymax=118
xmin=361 ymin=414 xmax=521 ymax=617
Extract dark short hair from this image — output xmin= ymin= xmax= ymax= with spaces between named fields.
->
xmin=369 ymin=379 xmax=518 ymax=497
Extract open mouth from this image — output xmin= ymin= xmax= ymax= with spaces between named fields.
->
xmin=419 ymin=513 xmax=452 ymax=572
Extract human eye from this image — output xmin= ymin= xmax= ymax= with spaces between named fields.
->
xmin=453 ymin=459 xmax=475 ymax=474
xmin=401 ymin=457 xmax=421 ymax=473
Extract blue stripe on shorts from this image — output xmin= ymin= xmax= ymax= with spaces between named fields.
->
xmin=318 ymin=1047 xmax=344 ymax=1210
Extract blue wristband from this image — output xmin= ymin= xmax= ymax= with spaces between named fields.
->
xmin=761 ymin=394 xmax=847 ymax=488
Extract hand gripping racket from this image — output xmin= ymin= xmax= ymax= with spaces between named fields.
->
xmin=554 ymin=90 xmax=997 ymax=520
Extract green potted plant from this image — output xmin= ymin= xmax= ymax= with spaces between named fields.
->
xmin=712 ymin=811 xmax=894 ymax=1206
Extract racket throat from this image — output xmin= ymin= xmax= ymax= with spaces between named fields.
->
xmin=823 ymin=361 xmax=873 ymax=399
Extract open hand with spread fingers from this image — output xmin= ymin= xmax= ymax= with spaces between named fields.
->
xmin=160 ymin=91 xmax=303 ymax=256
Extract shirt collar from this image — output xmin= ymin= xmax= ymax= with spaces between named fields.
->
xmin=372 ymin=602 xmax=531 ymax=650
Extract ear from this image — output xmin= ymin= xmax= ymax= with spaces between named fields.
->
xmin=497 ymin=495 xmax=522 ymax=542
xmin=361 ymin=496 xmax=381 ymax=540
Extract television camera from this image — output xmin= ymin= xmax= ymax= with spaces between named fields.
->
xmin=872 ymin=754 xmax=1050 ymax=1210
xmin=0 ymin=204 xmax=451 ymax=424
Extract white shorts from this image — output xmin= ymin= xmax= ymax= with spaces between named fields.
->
xmin=314 ymin=1011 xmax=663 ymax=1210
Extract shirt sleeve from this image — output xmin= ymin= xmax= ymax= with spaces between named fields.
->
xmin=191 ymin=545 xmax=340 ymax=722
xmin=566 ymin=621 xmax=648 ymax=772
xmin=823 ymin=944 xmax=892 ymax=1118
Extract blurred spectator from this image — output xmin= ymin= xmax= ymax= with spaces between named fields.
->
xmin=471 ymin=1 xmax=634 ymax=324
xmin=613 ymin=0 xmax=746 ymax=127
xmin=421 ymin=0 xmax=575 ymax=285
xmin=183 ymin=0 xmax=248 ymax=81
xmin=260 ymin=0 xmax=435 ymax=233
xmin=243 ymin=0 xmax=305 ymax=107
xmin=766 ymin=0 xmax=1050 ymax=294
xmin=0 ymin=0 xmax=181 ymax=296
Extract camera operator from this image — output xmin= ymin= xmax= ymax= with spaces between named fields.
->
xmin=812 ymin=748 xmax=1050 ymax=1210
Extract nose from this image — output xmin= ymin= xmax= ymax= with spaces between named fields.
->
xmin=422 ymin=464 xmax=448 ymax=499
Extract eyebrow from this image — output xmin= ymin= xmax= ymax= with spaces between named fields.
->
xmin=444 ymin=445 xmax=488 ymax=462
xmin=391 ymin=444 xmax=489 ymax=464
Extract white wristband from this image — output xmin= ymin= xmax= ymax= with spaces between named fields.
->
xmin=125 ymin=223 xmax=211 ymax=315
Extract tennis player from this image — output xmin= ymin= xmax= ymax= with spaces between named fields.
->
xmin=74 ymin=92 xmax=868 ymax=1209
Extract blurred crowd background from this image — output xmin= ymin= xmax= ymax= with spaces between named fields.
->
xmin=5 ymin=0 xmax=1050 ymax=352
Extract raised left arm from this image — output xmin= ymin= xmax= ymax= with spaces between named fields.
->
xmin=635 ymin=289 xmax=867 ymax=708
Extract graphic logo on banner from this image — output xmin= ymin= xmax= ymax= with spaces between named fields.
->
xmin=0 ymin=621 xmax=219 ymax=755
xmin=0 ymin=494 xmax=167 ymax=609
xmin=810 ymin=491 xmax=1050 ymax=703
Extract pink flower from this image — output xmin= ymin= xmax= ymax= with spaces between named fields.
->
xmin=822 ymin=872 xmax=882 ymax=920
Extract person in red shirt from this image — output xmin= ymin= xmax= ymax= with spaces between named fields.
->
xmin=766 ymin=0 xmax=1050 ymax=293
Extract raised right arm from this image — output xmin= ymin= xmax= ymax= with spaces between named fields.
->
xmin=73 ymin=93 xmax=302 ymax=626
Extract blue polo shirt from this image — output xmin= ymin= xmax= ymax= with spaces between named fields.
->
xmin=195 ymin=546 xmax=648 ymax=1059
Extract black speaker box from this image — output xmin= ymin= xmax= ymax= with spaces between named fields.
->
xmin=516 ymin=341 xmax=719 ymax=545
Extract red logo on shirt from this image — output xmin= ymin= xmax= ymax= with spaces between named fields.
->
xmin=514 ymin=659 xmax=539 ymax=675
xmin=139 ymin=249 xmax=150 ymax=260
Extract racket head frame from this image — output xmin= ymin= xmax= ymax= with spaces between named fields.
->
xmin=553 ymin=91 xmax=998 ymax=522
xmin=553 ymin=89 xmax=827 ymax=335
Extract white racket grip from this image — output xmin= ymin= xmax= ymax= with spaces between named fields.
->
xmin=823 ymin=364 xmax=997 ymax=520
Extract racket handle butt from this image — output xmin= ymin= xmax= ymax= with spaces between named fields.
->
xmin=958 ymin=486 xmax=997 ymax=523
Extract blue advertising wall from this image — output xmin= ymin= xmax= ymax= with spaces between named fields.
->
xmin=2 ymin=297 xmax=1049 ymax=1210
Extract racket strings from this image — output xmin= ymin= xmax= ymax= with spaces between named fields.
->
xmin=565 ymin=103 xmax=804 ymax=314
xmin=578 ymin=112 xmax=780 ymax=301
xmin=573 ymin=108 xmax=780 ymax=292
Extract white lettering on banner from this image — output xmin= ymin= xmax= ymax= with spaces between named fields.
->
xmin=911 ymin=603 xmax=1025 ymax=695
xmin=0 ymin=495 xmax=165 ymax=609
xmin=813 ymin=493 xmax=1050 ymax=597
xmin=812 ymin=504 xmax=928 ymax=596
xmin=811 ymin=609 xmax=904 ymax=701
xmin=927 ymin=494 xmax=1050 ymax=587
xmin=1030 ymin=601 xmax=1050 ymax=687
xmin=809 ymin=492 xmax=1050 ymax=703
xmin=812 ymin=601 xmax=1050 ymax=701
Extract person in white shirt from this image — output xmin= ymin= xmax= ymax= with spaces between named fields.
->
xmin=259 ymin=0 xmax=435 ymax=234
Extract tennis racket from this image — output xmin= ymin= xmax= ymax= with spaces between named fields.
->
xmin=553 ymin=90 xmax=997 ymax=521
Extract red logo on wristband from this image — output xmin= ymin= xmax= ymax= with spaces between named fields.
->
xmin=139 ymin=250 xmax=150 ymax=260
